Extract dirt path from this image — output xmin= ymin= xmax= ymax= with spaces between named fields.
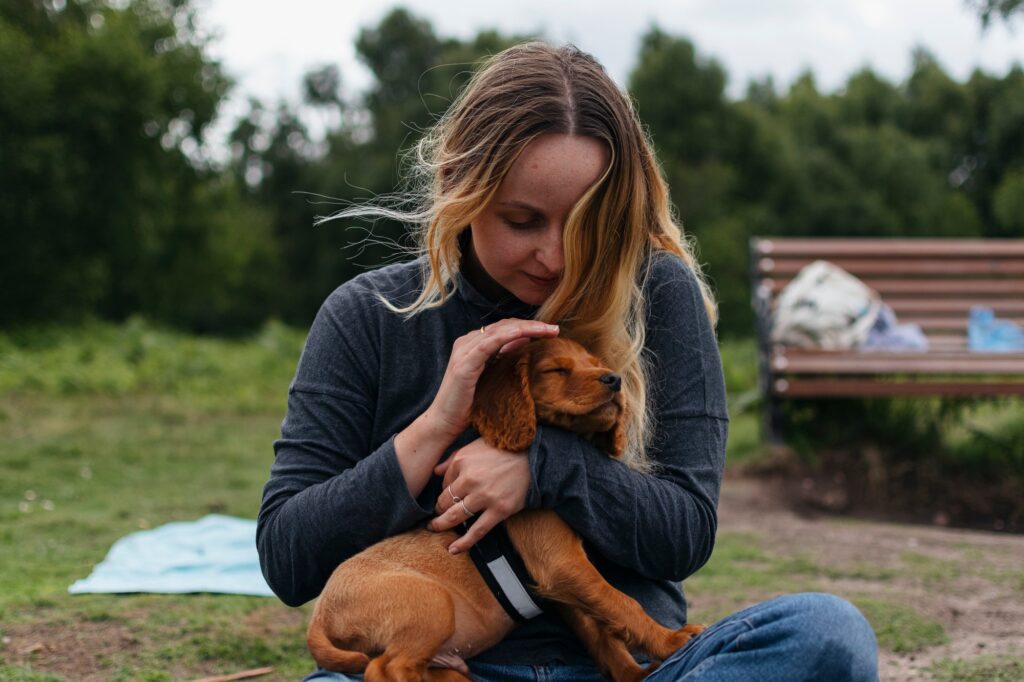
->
xmin=716 ymin=474 xmax=1024 ymax=681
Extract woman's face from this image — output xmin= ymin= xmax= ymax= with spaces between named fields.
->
xmin=467 ymin=133 xmax=609 ymax=305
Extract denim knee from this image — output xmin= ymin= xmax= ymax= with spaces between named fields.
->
xmin=789 ymin=593 xmax=878 ymax=681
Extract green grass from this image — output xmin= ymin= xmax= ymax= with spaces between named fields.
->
xmin=718 ymin=337 xmax=767 ymax=466
xmin=0 ymin=320 xmax=314 ymax=680
xmin=853 ymin=598 xmax=949 ymax=653
xmin=930 ymin=655 xmax=1024 ymax=681
xmin=686 ymin=532 xmax=948 ymax=652
xmin=0 ymin=665 xmax=65 ymax=681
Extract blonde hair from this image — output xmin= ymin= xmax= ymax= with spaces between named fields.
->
xmin=326 ymin=42 xmax=716 ymax=471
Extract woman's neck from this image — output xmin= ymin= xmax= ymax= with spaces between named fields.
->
xmin=461 ymin=233 xmax=515 ymax=303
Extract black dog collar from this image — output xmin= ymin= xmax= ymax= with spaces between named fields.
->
xmin=459 ymin=521 xmax=544 ymax=622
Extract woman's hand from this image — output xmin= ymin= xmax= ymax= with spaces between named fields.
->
xmin=428 ymin=437 xmax=531 ymax=554
xmin=425 ymin=319 xmax=559 ymax=440
xmin=394 ymin=319 xmax=556 ymax=500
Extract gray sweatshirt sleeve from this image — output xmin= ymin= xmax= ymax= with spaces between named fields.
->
xmin=525 ymin=254 xmax=728 ymax=581
xmin=256 ymin=285 xmax=434 ymax=607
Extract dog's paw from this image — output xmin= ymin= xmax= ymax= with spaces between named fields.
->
xmin=667 ymin=622 xmax=706 ymax=649
xmin=683 ymin=622 xmax=707 ymax=636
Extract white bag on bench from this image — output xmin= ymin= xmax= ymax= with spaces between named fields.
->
xmin=771 ymin=260 xmax=882 ymax=350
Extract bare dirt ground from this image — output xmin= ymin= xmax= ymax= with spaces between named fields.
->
xmin=717 ymin=473 xmax=1024 ymax=681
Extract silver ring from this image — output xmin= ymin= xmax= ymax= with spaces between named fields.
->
xmin=459 ymin=500 xmax=475 ymax=518
xmin=447 ymin=485 xmax=461 ymax=504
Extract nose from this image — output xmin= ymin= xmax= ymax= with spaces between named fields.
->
xmin=599 ymin=373 xmax=621 ymax=392
xmin=536 ymin=224 xmax=564 ymax=274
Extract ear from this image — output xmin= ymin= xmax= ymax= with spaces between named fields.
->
xmin=589 ymin=405 xmax=628 ymax=458
xmin=470 ymin=348 xmax=536 ymax=452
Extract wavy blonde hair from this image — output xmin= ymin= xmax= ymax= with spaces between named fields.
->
xmin=327 ymin=42 xmax=716 ymax=471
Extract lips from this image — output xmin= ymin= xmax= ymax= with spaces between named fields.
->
xmin=524 ymin=272 xmax=560 ymax=287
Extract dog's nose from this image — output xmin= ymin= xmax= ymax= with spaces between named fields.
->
xmin=599 ymin=373 xmax=621 ymax=392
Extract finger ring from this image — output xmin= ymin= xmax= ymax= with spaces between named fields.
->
xmin=460 ymin=500 xmax=475 ymax=518
xmin=447 ymin=485 xmax=461 ymax=504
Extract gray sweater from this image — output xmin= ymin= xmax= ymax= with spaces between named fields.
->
xmin=257 ymin=251 xmax=728 ymax=665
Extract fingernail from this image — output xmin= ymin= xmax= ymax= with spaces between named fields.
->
xmin=449 ymin=546 xmax=461 ymax=555
xmin=547 ymin=324 xmax=559 ymax=332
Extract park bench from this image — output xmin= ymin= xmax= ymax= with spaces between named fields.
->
xmin=749 ymin=237 xmax=1024 ymax=442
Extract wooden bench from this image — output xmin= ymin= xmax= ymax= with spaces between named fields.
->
xmin=749 ymin=237 xmax=1024 ymax=443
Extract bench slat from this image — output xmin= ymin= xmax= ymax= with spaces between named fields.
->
xmin=765 ymin=278 xmax=1024 ymax=295
xmin=772 ymin=353 xmax=1024 ymax=374
xmin=772 ymin=378 xmax=1024 ymax=397
xmin=910 ymin=317 xmax=1024 ymax=331
xmin=758 ymin=258 xmax=1024 ymax=276
xmin=753 ymin=238 xmax=1024 ymax=257
xmin=886 ymin=299 xmax=1024 ymax=314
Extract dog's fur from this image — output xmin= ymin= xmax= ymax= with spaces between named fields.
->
xmin=306 ymin=337 xmax=704 ymax=682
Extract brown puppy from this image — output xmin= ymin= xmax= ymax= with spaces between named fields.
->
xmin=307 ymin=337 xmax=704 ymax=682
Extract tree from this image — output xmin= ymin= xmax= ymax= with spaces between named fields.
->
xmin=0 ymin=0 xmax=270 ymax=330
xmin=967 ymin=0 xmax=1024 ymax=27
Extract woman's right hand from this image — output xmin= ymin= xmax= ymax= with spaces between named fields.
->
xmin=426 ymin=319 xmax=560 ymax=440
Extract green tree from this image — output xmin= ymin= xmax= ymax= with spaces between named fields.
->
xmin=967 ymin=0 xmax=1024 ymax=27
xmin=0 ymin=0 xmax=270 ymax=330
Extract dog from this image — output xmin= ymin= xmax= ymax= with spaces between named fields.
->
xmin=306 ymin=337 xmax=705 ymax=682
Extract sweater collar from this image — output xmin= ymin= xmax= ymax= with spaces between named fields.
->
xmin=455 ymin=270 xmax=539 ymax=322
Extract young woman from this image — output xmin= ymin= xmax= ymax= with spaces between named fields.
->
xmin=257 ymin=42 xmax=879 ymax=681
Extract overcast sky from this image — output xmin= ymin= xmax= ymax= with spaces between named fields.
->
xmin=199 ymin=0 xmax=1022 ymax=145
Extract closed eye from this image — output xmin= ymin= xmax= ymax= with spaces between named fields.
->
xmin=504 ymin=217 xmax=541 ymax=230
xmin=542 ymin=367 xmax=571 ymax=375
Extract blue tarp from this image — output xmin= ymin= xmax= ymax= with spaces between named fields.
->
xmin=69 ymin=514 xmax=274 ymax=596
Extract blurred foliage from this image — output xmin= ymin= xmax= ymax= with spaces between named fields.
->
xmin=3 ymin=3 xmax=1024 ymax=336
xmin=0 ymin=0 xmax=276 ymax=332
xmin=967 ymin=0 xmax=1024 ymax=27
xmin=0 ymin=317 xmax=305 ymax=412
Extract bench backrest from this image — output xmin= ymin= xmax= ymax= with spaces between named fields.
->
xmin=750 ymin=238 xmax=1024 ymax=351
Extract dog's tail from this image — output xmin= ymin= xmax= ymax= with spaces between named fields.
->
xmin=306 ymin=620 xmax=371 ymax=673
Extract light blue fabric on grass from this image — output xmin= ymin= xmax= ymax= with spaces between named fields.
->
xmin=968 ymin=306 xmax=1024 ymax=352
xmin=69 ymin=514 xmax=274 ymax=596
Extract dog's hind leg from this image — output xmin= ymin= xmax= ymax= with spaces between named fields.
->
xmin=558 ymin=606 xmax=649 ymax=682
xmin=306 ymin=621 xmax=371 ymax=673
xmin=360 ymin=579 xmax=460 ymax=682
xmin=508 ymin=511 xmax=703 ymax=661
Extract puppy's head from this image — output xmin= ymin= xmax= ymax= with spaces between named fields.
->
xmin=470 ymin=337 xmax=627 ymax=457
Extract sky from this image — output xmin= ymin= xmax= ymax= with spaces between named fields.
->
xmin=198 ymin=0 xmax=1023 ymax=145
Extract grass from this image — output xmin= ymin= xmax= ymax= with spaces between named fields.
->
xmin=685 ymin=532 xmax=949 ymax=654
xmin=854 ymin=599 xmax=949 ymax=653
xmin=0 ymin=319 xmax=315 ymax=680
xmin=718 ymin=337 xmax=766 ymax=467
xmin=930 ymin=655 xmax=1024 ymax=681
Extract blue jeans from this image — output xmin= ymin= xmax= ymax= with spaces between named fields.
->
xmin=302 ymin=592 xmax=879 ymax=681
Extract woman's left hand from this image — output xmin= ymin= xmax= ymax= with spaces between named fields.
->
xmin=428 ymin=437 xmax=530 ymax=554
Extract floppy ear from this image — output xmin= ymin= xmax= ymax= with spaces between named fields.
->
xmin=589 ymin=405 xmax=628 ymax=458
xmin=470 ymin=348 xmax=536 ymax=452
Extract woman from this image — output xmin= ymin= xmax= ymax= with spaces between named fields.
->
xmin=257 ymin=42 xmax=879 ymax=681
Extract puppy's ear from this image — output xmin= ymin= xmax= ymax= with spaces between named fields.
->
xmin=470 ymin=348 xmax=536 ymax=452
xmin=590 ymin=405 xmax=628 ymax=458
